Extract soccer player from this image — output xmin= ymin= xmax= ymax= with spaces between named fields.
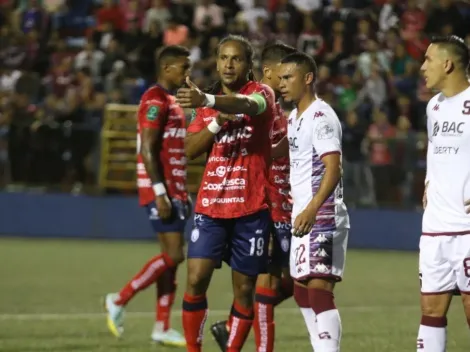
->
xmin=275 ymin=52 xmax=350 ymax=351
xmin=209 ymin=43 xmax=298 ymax=352
xmin=175 ymin=35 xmax=276 ymax=352
xmin=417 ymin=35 xmax=470 ymax=352
xmin=104 ymin=46 xmax=191 ymax=346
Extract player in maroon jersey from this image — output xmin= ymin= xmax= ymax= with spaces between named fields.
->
xmin=208 ymin=43 xmax=298 ymax=352
xmin=104 ymin=46 xmax=191 ymax=346
xmin=175 ymin=35 xmax=276 ymax=352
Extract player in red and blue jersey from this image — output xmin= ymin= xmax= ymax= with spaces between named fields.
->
xmin=104 ymin=46 xmax=191 ymax=347
xmin=208 ymin=43 xmax=298 ymax=352
xmin=175 ymin=35 xmax=276 ymax=352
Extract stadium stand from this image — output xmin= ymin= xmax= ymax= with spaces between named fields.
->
xmin=0 ymin=0 xmax=469 ymax=208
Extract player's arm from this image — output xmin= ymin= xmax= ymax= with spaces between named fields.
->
xmin=271 ymin=135 xmax=289 ymax=159
xmin=185 ymin=108 xmax=217 ymax=160
xmin=139 ymin=99 xmax=168 ymax=194
xmin=176 ymin=78 xmax=269 ymax=116
xmin=306 ymin=116 xmax=342 ymax=212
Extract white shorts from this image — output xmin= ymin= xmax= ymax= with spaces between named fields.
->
xmin=290 ymin=228 xmax=348 ymax=281
xmin=419 ymin=235 xmax=470 ymax=294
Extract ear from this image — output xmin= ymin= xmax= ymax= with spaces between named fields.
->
xmin=262 ymin=65 xmax=271 ymax=80
xmin=443 ymin=59 xmax=454 ymax=74
xmin=305 ymin=72 xmax=314 ymax=85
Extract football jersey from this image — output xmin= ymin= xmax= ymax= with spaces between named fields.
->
xmin=187 ymin=81 xmax=276 ymax=218
xmin=137 ymin=85 xmax=188 ymax=206
xmin=267 ymin=102 xmax=292 ymax=223
xmin=287 ymin=98 xmax=349 ymax=230
xmin=423 ymin=86 xmax=470 ymax=235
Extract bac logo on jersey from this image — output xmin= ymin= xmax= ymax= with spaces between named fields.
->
xmin=164 ymin=128 xmax=186 ymax=139
xmin=433 ymin=121 xmax=465 ymax=137
xmin=289 ymin=137 xmax=298 ymax=149
xmin=146 ymin=105 xmax=160 ymax=121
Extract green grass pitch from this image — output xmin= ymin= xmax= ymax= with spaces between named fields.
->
xmin=0 ymin=238 xmax=468 ymax=351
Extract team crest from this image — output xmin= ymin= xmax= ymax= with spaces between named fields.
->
xmin=146 ymin=105 xmax=159 ymax=121
xmin=281 ymin=238 xmax=290 ymax=252
xmin=191 ymin=228 xmax=200 ymax=242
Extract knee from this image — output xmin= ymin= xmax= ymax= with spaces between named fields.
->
xmin=420 ymin=295 xmax=449 ymax=317
xmin=165 ymin=249 xmax=185 ymax=266
xmin=186 ymin=261 xmax=212 ymax=295
xmin=233 ymin=278 xmax=256 ymax=306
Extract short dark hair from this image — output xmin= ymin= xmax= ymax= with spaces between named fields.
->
xmin=431 ymin=35 xmax=469 ymax=72
xmin=261 ymin=42 xmax=297 ymax=65
xmin=157 ymin=45 xmax=190 ymax=64
xmin=281 ymin=52 xmax=318 ymax=81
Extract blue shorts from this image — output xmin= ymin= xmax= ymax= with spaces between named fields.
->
xmin=145 ymin=198 xmax=190 ymax=234
xmin=188 ymin=209 xmax=270 ymax=276
xmin=270 ymin=221 xmax=292 ymax=268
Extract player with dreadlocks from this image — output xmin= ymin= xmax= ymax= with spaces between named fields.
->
xmin=175 ymin=35 xmax=277 ymax=352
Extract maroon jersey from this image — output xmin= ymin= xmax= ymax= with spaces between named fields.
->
xmin=137 ymin=85 xmax=188 ymax=206
xmin=187 ymin=81 xmax=276 ymax=218
xmin=267 ymin=102 xmax=292 ymax=223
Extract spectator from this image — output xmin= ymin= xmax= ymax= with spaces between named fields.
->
xmin=95 ymin=0 xmax=124 ymax=32
xmin=142 ymin=0 xmax=170 ymax=33
xmin=193 ymin=0 xmax=224 ymax=33
xmin=74 ymin=40 xmax=105 ymax=83
xmin=163 ymin=17 xmax=188 ymax=46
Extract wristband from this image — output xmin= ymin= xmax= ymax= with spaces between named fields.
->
xmin=207 ymin=119 xmax=222 ymax=134
xmin=152 ymin=183 xmax=167 ymax=196
xmin=204 ymin=94 xmax=215 ymax=108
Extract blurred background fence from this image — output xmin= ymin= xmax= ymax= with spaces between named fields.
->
xmin=1 ymin=0 xmax=469 ymax=249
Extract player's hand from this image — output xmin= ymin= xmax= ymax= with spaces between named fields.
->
xmin=156 ymin=195 xmax=172 ymax=220
xmin=292 ymin=206 xmax=317 ymax=237
xmin=215 ymin=113 xmax=237 ymax=125
xmin=176 ymin=77 xmax=206 ymax=108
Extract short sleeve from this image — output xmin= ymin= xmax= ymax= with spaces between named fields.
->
xmin=138 ymin=93 xmax=169 ymax=130
xmin=311 ymin=109 xmax=342 ymax=159
xmin=187 ymin=108 xmax=207 ymax=134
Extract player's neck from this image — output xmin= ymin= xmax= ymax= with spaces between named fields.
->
xmin=156 ymin=79 xmax=172 ymax=93
xmin=440 ymin=76 xmax=470 ymax=98
xmin=296 ymin=91 xmax=317 ymax=118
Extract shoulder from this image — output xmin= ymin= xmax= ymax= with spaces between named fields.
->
xmin=141 ymin=86 xmax=168 ymax=104
xmin=310 ymin=99 xmax=340 ymax=123
xmin=287 ymin=109 xmax=297 ymax=126
xmin=246 ymin=81 xmax=275 ymax=99
xmin=426 ymin=92 xmax=443 ymax=114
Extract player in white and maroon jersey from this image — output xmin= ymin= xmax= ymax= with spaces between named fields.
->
xmin=417 ymin=35 xmax=470 ymax=352
xmin=208 ymin=43 xmax=298 ymax=352
xmin=104 ymin=46 xmax=191 ymax=346
xmin=275 ymin=52 xmax=349 ymax=351
xmin=175 ymin=35 xmax=276 ymax=352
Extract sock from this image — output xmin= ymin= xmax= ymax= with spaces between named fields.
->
xmin=155 ymin=266 xmax=177 ymax=331
xmin=226 ymin=300 xmax=254 ymax=352
xmin=417 ymin=315 xmax=447 ymax=351
xmin=115 ymin=253 xmax=175 ymax=306
xmin=294 ymin=284 xmax=319 ymax=349
xmin=182 ymin=293 xmax=208 ymax=352
xmin=309 ymin=288 xmax=342 ymax=352
xmin=275 ymin=277 xmax=293 ymax=306
xmin=254 ymin=287 xmax=277 ymax=352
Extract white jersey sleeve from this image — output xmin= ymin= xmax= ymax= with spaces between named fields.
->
xmin=310 ymin=108 xmax=342 ymax=158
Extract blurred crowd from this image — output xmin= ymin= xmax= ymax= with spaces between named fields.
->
xmin=0 ymin=0 xmax=469 ymax=206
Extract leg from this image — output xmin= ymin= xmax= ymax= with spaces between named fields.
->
xmin=461 ymin=293 xmax=470 ymax=329
xmin=104 ymin=202 xmax=182 ymax=338
xmin=183 ymin=214 xmax=228 ymax=352
xmin=417 ymin=235 xmax=456 ymax=352
xmin=151 ymin=230 xmax=186 ymax=345
xmin=227 ymin=209 xmax=271 ymax=352
xmin=290 ymin=228 xmax=348 ymax=352
xmin=253 ymin=221 xmax=293 ymax=352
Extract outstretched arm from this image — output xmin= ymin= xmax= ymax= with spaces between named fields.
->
xmin=176 ymin=77 xmax=267 ymax=116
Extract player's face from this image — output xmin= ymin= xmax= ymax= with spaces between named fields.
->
xmin=168 ymin=56 xmax=191 ymax=88
xmin=216 ymin=41 xmax=251 ymax=88
xmin=278 ymin=63 xmax=307 ymax=103
xmin=421 ymin=44 xmax=447 ymax=90
xmin=264 ymin=63 xmax=282 ymax=93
